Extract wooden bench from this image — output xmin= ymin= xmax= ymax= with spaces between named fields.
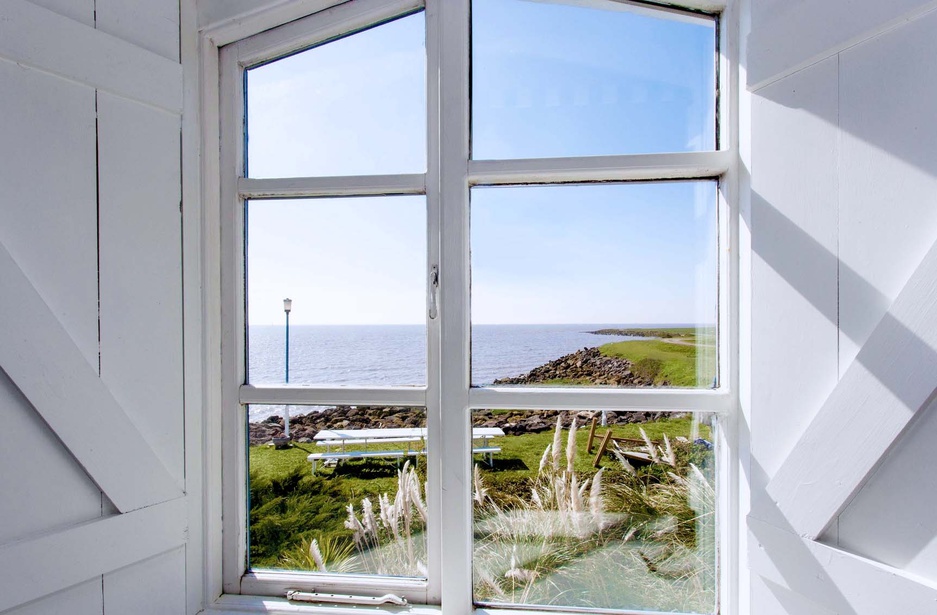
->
xmin=308 ymin=427 xmax=504 ymax=473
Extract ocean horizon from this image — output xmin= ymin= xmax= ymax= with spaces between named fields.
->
xmin=246 ymin=323 xmax=706 ymax=421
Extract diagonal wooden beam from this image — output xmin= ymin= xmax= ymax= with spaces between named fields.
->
xmin=0 ymin=0 xmax=182 ymax=114
xmin=749 ymin=516 xmax=937 ymax=614
xmin=0 ymin=497 xmax=186 ymax=612
xmin=0 ymin=241 xmax=182 ymax=512
xmin=767 ymin=237 xmax=937 ymax=539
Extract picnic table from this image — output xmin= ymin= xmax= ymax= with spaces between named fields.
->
xmin=307 ymin=427 xmax=504 ymax=473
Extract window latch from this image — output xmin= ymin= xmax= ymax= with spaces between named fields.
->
xmin=429 ymin=264 xmax=439 ymax=320
xmin=286 ymin=590 xmax=408 ymax=606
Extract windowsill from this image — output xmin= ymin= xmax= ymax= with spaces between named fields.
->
xmin=203 ymin=595 xmax=675 ymax=615
xmin=203 ymin=594 xmax=442 ymax=615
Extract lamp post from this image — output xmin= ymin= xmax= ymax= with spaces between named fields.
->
xmin=283 ymin=297 xmax=292 ymax=440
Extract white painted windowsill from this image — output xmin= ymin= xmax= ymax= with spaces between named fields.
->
xmin=204 ymin=594 xmax=648 ymax=615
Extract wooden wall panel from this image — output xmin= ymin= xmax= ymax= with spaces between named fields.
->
xmin=96 ymin=0 xmax=180 ymax=61
xmin=25 ymin=0 xmax=93 ymax=26
xmin=3 ymin=578 xmax=102 ymax=615
xmin=0 ymin=368 xmax=102 ymax=546
xmin=837 ymin=398 xmax=937 ymax=580
xmin=751 ymin=577 xmax=836 ymax=615
xmin=837 ymin=9 xmax=937 ymax=371
xmin=749 ymin=0 xmax=934 ymax=89
xmin=749 ymin=57 xmax=840 ymax=492
xmin=104 ymin=547 xmax=186 ymax=614
xmin=0 ymin=61 xmax=98 ymax=369
xmin=98 ymin=92 xmax=184 ymax=484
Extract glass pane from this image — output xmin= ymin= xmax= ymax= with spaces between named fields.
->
xmin=471 ymin=182 xmax=718 ymax=388
xmin=249 ymin=405 xmax=428 ymax=577
xmin=247 ymin=12 xmax=426 ymax=177
xmin=472 ymin=0 xmax=716 ymax=159
xmin=472 ymin=409 xmax=717 ymax=613
xmin=247 ymin=196 xmax=426 ymax=386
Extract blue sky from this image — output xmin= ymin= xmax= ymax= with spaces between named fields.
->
xmin=246 ymin=0 xmax=716 ymax=326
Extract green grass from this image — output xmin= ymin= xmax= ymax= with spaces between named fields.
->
xmin=599 ymin=338 xmax=716 ymax=387
xmin=248 ymin=416 xmax=710 ymax=568
xmin=248 ymin=443 xmax=427 ymax=568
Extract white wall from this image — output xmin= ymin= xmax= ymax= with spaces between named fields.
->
xmin=0 ymin=1 xmax=192 ymax=613
xmin=748 ymin=0 xmax=937 ymax=611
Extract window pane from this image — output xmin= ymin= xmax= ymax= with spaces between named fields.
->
xmin=249 ymin=405 xmax=428 ymax=577
xmin=247 ymin=197 xmax=426 ymax=386
xmin=247 ymin=12 xmax=426 ymax=177
xmin=472 ymin=0 xmax=716 ymax=159
xmin=472 ymin=409 xmax=717 ymax=613
xmin=471 ymin=182 xmax=718 ymax=388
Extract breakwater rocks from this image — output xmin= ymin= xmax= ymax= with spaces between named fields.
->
xmin=249 ymin=404 xmax=666 ymax=444
xmin=493 ymin=347 xmax=661 ymax=387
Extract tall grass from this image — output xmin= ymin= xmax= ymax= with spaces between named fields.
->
xmin=473 ymin=417 xmax=716 ymax=613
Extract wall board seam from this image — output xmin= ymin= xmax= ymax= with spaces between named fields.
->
xmin=0 ymin=239 xmax=182 ymax=512
xmin=0 ymin=497 xmax=187 ymax=612
xmin=0 ymin=0 xmax=183 ymax=114
xmin=749 ymin=0 xmax=937 ymax=93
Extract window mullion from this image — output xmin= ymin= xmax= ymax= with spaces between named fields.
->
xmin=434 ymin=0 xmax=472 ymax=612
xmin=424 ymin=0 xmax=443 ymax=604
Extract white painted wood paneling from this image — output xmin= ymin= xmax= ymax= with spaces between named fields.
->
xmin=748 ymin=0 xmax=937 ymax=89
xmin=749 ymin=516 xmax=937 ymax=613
xmin=837 ymin=8 xmax=937 ymax=370
xmin=104 ymin=546 xmax=186 ymax=614
xmin=98 ymin=92 xmax=185 ymax=484
xmin=0 ymin=240 xmax=182 ymax=513
xmin=767 ymin=236 xmax=937 ymax=539
xmin=751 ymin=576 xmax=836 ymax=615
xmin=0 ymin=0 xmax=182 ymax=113
xmin=3 ymin=578 xmax=102 ymax=615
xmin=96 ymin=0 xmax=180 ymax=62
xmin=837 ymin=398 xmax=937 ymax=581
xmin=0 ymin=60 xmax=98 ymax=369
xmin=0 ymin=498 xmax=186 ymax=613
xmin=25 ymin=0 xmax=93 ymax=26
xmin=0 ymin=368 xmax=102 ymax=546
xmin=749 ymin=57 xmax=839 ymax=492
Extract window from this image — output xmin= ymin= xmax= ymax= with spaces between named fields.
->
xmin=217 ymin=0 xmax=736 ymax=613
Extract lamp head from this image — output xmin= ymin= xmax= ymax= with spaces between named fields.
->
xmin=283 ymin=298 xmax=292 ymax=313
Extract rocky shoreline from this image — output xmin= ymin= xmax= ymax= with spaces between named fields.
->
xmin=493 ymin=346 xmax=662 ymax=387
xmin=249 ymin=405 xmax=667 ymax=444
xmin=249 ymin=347 xmax=669 ymax=445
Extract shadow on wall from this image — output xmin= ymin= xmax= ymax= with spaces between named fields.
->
xmin=744 ymin=1 xmax=937 ymax=599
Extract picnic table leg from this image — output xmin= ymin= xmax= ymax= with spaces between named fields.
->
xmin=593 ymin=430 xmax=613 ymax=468
xmin=587 ymin=417 xmax=599 ymax=454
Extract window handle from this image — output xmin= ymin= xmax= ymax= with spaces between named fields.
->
xmin=429 ymin=264 xmax=439 ymax=320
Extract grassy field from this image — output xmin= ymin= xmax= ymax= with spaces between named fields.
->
xmin=599 ymin=336 xmax=716 ymax=387
xmin=248 ymin=414 xmax=711 ymax=568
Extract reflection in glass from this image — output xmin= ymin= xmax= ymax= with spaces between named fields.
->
xmin=248 ymin=405 xmax=428 ymax=577
xmin=472 ymin=409 xmax=717 ymax=613
xmin=471 ymin=182 xmax=718 ymax=388
xmin=246 ymin=197 xmax=426 ymax=386
xmin=472 ymin=0 xmax=716 ymax=159
xmin=247 ymin=11 xmax=426 ymax=177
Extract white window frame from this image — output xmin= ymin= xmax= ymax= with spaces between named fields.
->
xmin=199 ymin=0 xmax=742 ymax=612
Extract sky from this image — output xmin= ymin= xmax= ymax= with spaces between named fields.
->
xmin=245 ymin=0 xmax=717 ymax=326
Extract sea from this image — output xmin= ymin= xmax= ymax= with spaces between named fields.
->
xmin=246 ymin=323 xmax=680 ymax=421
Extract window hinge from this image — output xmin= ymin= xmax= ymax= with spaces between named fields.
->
xmin=428 ymin=264 xmax=439 ymax=320
xmin=286 ymin=590 xmax=408 ymax=606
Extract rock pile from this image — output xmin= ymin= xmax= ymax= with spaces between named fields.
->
xmin=248 ymin=405 xmax=423 ymax=445
xmin=493 ymin=347 xmax=663 ymax=387
xmin=250 ymin=405 xmax=665 ymax=444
